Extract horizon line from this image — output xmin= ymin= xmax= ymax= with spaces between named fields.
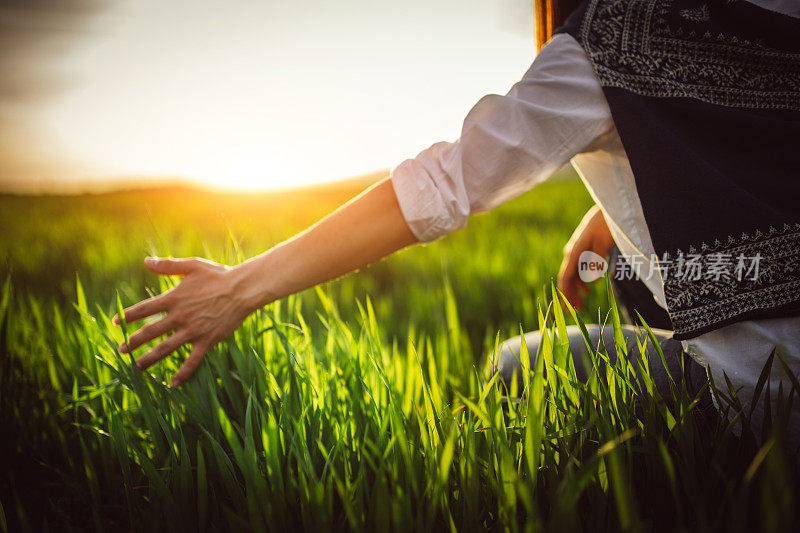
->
xmin=0 ymin=169 xmax=389 ymax=197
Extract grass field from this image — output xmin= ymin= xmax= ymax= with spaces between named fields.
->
xmin=1 ymin=174 xmax=797 ymax=532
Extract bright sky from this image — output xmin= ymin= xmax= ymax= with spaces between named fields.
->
xmin=1 ymin=0 xmax=536 ymax=192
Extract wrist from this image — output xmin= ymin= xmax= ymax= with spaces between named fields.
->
xmin=230 ymin=254 xmax=280 ymax=312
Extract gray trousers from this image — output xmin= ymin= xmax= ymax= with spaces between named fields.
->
xmin=494 ymin=324 xmax=718 ymax=426
xmin=494 ymin=248 xmax=719 ymax=425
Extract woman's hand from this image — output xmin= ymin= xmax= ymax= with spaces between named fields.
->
xmin=114 ymin=256 xmax=255 ymax=387
xmin=557 ymin=205 xmax=615 ymax=309
xmin=113 ymin=178 xmax=417 ymax=387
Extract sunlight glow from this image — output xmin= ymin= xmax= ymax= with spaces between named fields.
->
xmin=28 ymin=0 xmax=534 ymax=191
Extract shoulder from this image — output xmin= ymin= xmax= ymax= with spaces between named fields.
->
xmin=512 ymin=33 xmax=608 ymax=118
xmin=520 ymin=33 xmax=596 ymax=86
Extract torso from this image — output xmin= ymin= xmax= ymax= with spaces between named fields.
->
xmin=569 ymin=0 xmax=800 ymax=440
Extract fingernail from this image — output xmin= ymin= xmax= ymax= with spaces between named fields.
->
xmin=113 ymin=315 xmax=120 ymax=325
xmin=119 ymin=343 xmax=128 ymax=353
xmin=171 ymin=378 xmax=183 ymax=387
xmin=135 ymin=360 xmax=143 ymax=371
xmin=145 ymin=256 xmax=158 ymax=265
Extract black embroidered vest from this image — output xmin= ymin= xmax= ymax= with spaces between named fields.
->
xmin=558 ymin=0 xmax=800 ymax=340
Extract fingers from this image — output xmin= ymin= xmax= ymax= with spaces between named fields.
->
xmin=562 ymin=284 xmax=584 ymax=309
xmin=112 ymin=257 xmax=205 ymax=325
xmin=114 ymin=293 xmax=169 ymax=325
xmin=144 ymin=256 xmax=201 ymax=276
xmin=558 ymin=254 xmax=585 ymax=309
xmin=563 ymin=275 xmax=586 ymax=309
xmin=172 ymin=343 xmax=209 ymax=387
xmin=132 ymin=332 xmax=211 ymax=388
xmin=135 ymin=332 xmax=189 ymax=371
xmin=120 ymin=317 xmax=175 ymax=353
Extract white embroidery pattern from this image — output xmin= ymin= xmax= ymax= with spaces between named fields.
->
xmin=662 ymin=224 xmax=800 ymax=337
xmin=577 ymin=0 xmax=800 ymax=111
xmin=574 ymin=0 xmax=800 ymax=337
xmin=680 ymin=4 xmax=710 ymax=21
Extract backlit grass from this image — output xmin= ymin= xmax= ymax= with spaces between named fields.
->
xmin=1 ymin=176 xmax=797 ymax=531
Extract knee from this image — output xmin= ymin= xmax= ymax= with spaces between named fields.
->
xmin=490 ymin=325 xmax=601 ymax=390
xmin=491 ymin=331 xmax=543 ymax=390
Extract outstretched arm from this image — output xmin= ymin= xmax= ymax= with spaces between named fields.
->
xmin=115 ymin=177 xmax=417 ymax=386
xmin=116 ymin=33 xmax=615 ymax=386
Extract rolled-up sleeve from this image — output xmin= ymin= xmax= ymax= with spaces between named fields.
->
xmin=390 ymin=33 xmax=614 ymax=243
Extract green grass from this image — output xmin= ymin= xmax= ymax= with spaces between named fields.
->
xmin=1 ymin=176 xmax=797 ymax=531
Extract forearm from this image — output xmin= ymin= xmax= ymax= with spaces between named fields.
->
xmin=231 ymin=177 xmax=418 ymax=310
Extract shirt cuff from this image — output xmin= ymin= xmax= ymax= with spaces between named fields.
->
xmin=390 ymin=155 xmax=464 ymax=243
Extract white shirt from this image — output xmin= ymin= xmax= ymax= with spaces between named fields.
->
xmin=390 ymin=0 xmax=800 ymax=441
